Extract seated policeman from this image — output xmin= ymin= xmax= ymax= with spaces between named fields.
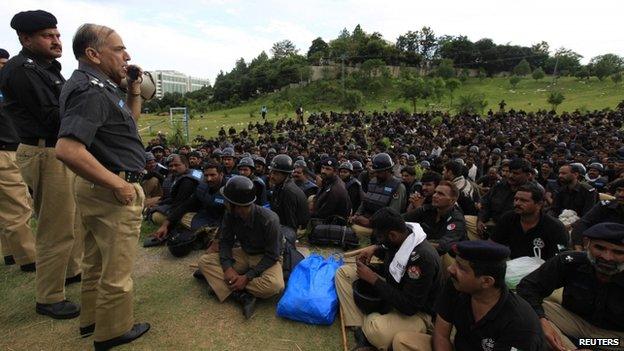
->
xmin=237 ymin=156 xmax=268 ymax=206
xmin=491 ymin=183 xmax=568 ymax=260
xmin=403 ymin=181 xmax=467 ymax=255
xmin=517 ymin=223 xmax=624 ymax=351
xmin=393 ymin=241 xmax=546 ymax=351
xmin=197 ymin=176 xmax=284 ymax=319
xmin=149 ymin=161 xmax=226 ymax=245
xmin=312 ymin=157 xmax=352 ymax=220
xmin=335 ymin=208 xmax=443 ymax=351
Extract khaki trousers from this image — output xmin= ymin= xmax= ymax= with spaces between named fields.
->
xmin=198 ymin=248 xmax=284 ymax=302
xmin=392 ymin=331 xmax=433 ymax=351
xmin=66 ymin=207 xmax=85 ymax=278
xmin=0 ymin=150 xmax=36 ymax=265
xmin=152 ymin=211 xmax=167 ymax=226
xmin=352 ymin=223 xmax=373 ymax=236
xmin=543 ymin=300 xmax=624 ymax=351
xmin=335 ymin=265 xmax=433 ymax=350
xmin=16 ymin=143 xmax=76 ymax=303
xmin=75 ymin=177 xmax=144 ymax=342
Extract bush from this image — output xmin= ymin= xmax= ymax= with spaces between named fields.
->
xmin=454 ymin=93 xmax=488 ymax=115
xmin=547 ymin=91 xmax=565 ymax=111
xmin=532 ymin=67 xmax=545 ymax=80
xmin=509 ymin=75 xmax=521 ymax=88
xmin=341 ymin=89 xmax=364 ymax=111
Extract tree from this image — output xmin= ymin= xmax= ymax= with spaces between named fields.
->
xmin=459 ymin=68 xmax=470 ymax=82
xmin=437 ymin=59 xmax=455 ymax=79
xmin=271 ymin=39 xmax=299 ymax=59
xmin=532 ymin=67 xmax=545 ymax=80
xmin=590 ymin=54 xmax=624 ymax=80
xmin=547 ymin=91 xmax=565 ymax=111
xmin=612 ymin=72 xmax=622 ymax=85
xmin=418 ymin=26 xmax=437 ymax=62
xmin=545 ymin=48 xmax=583 ymax=76
xmin=307 ymin=37 xmax=329 ymax=63
xmin=509 ymin=75 xmax=521 ymax=88
xmin=399 ymin=75 xmax=426 ymax=113
xmin=455 ymin=93 xmax=487 ymax=114
xmin=513 ymin=59 xmax=531 ymax=76
xmin=575 ymin=66 xmax=590 ymax=80
xmin=445 ymin=78 xmax=461 ymax=106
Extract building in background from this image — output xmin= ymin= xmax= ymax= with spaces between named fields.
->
xmin=153 ymin=70 xmax=210 ymax=98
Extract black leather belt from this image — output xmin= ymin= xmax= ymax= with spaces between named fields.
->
xmin=0 ymin=143 xmax=19 ymax=151
xmin=115 ymin=171 xmax=144 ymax=183
xmin=21 ymin=138 xmax=57 ymax=147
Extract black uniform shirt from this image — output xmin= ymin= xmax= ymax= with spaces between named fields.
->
xmin=403 ymin=204 xmax=467 ymax=254
xmin=479 ymin=180 xmax=516 ymax=223
xmin=219 ymin=205 xmax=282 ymax=279
xmin=0 ymin=48 xmax=64 ymax=140
xmin=373 ymin=239 xmax=443 ymax=316
xmin=313 ymin=175 xmax=352 ymax=219
xmin=570 ymin=200 xmax=624 ymax=246
xmin=269 ymin=178 xmax=310 ymax=230
xmin=58 ymin=62 xmax=145 ymax=171
xmin=436 ymin=279 xmax=547 ymax=351
xmin=517 ymin=251 xmax=624 ymax=331
xmin=0 ymin=103 xmax=19 ymax=147
xmin=491 ymin=211 xmax=568 ymax=260
xmin=550 ymin=182 xmax=597 ymax=218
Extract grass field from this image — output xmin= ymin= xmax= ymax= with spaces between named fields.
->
xmin=0 ymin=222 xmax=349 ymax=351
xmin=137 ymin=76 xmax=623 ymax=142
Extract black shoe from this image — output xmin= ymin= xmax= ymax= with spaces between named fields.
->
xmin=20 ymin=262 xmax=36 ymax=272
xmin=36 ymin=300 xmax=80 ymax=319
xmin=352 ymin=328 xmax=374 ymax=351
xmin=93 ymin=322 xmax=150 ymax=351
xmin=143 ymin=236 xmax=165 ymax=248
xmin=238 ymin=292 xmax=257 ymax=320
xmin=80 ymin=324 xmax=95 ymax=338
xmin=192 ymin=269 xmax=206 ymax=282
xmin=65 ymin=273 xmax=82 ymax=286
xmin=4 ymin=255 xmax=15 ymax=265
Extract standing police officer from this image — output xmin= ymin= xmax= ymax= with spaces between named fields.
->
xmin=0 ymin=10 xmax=81 ymax=318
xmin=55 ymin=24 xmax=149 ymax=349
xmin=0 ymin=47 xmax=36 ymax=272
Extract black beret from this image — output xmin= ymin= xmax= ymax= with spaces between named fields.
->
xmin=10 ymin=10 xmax=57 ymax=33
xmin=451 ymin=240 xmax=510 ymax=262
xmin=0 ymin=49 xmax=9 ymax=59
xmin=320 ymin=157 xmax=338 ymax=168
xmin=583 ymin=222 xmax=624 ymax=244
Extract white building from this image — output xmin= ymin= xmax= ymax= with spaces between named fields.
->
xmin=153 ymin=70 xmax=210 ymax=98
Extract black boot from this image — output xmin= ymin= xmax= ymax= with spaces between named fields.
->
xmin=4 ymin=255 xmax=15 ymax=265
xmin=93 ymin=322 xmax=150 ymax=351
xmin=20 ymin=262 xmax=36 ymax=272
xmin=36 ymin=300 xmax=80 ymax=319
xmin=80 ymin=324 xmax=95 ymax=338
xmin=352 ymin=327 xmax=375 ymax=351
xmin=231 ymin=291 xmax=257 ymax=319
xmin=65 ymin=273 xmax=82 ymax=286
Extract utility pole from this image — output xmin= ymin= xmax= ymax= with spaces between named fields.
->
xmin=341 ymin=54 xmax=346 ymax=94
xmin=552 ymin=55 xmax=559 ymax=85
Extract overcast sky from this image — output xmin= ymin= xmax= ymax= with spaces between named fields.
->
xmin=2 ymin=0 xmax=623 ymax=83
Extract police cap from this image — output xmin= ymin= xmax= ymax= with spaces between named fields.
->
xmin=320 ymin=157 xmax=338 ymax=169
xmin=583 ymin=222 xmax=624 ymax=245
xmin=451 ymin=240 xmax=510 ymax=262
xmin=11 ymin=10 xmax=57 ymax=33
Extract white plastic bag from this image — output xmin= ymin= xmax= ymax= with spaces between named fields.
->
xmin=505 ymin=247 xmax=545 ymax=289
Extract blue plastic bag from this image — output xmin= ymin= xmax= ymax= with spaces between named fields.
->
xmin=276 ymin=253 xmax=343 ymax=325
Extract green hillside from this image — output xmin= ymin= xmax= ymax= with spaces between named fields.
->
xmin=138 ymin=76 xmax=623 ymax=143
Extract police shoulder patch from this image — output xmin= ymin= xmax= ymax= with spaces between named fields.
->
xmin=447 ymin=223 xmax=456 ymax=231
xmin=407 ymin=265 xmax=421 ymax=279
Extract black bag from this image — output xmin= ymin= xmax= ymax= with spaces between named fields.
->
xmin=309 ymin=224 xmax=359 ymax=249
xmin=281 ymin=226 xmax=304 ymax=282
xmin=167 ymin=226 xmax=219 ymax=258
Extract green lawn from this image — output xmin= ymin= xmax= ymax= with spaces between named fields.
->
xmin=138 ymin=76 xmax=623 ymax=143
xmin=0 ymin=222 xmax=348 ymax=351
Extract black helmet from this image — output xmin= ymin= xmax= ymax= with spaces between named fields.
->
xmin=237 ymin=157 xmax=255 ymax=170
xmin=469 ymin=145 xmax=479 ymax=153
xmin=222 ymin=147 xmax=235 ymax=158
xmin=371 ymin=153 xmax=394 ymax=171
xmin=352 ymin=279 xmax=390 ymax=315
xmin=407 ymin=154 xmax=417 ymax=165
xmin=338 ymin=161 xmax=353 ymax=172
xmin=269 ymin=154 xmax=294 ymax=173
xmin=294 ymin=159 xmax=307 ymax=168
xmin=588 ymin=162 xmax=604 ymax=173
xmin=253 ymin=156 xmax=266 ymax=166
xmin=167 ymin=229 xmax=196 ymax=258
xmin=220 ymin=176 xmax=256 ymax=206
xmin=352 ymin=161 xmax=364 ymax=172
xmin=212 ymin=148 xmax=222 ymax=158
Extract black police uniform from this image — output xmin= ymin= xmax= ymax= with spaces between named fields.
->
xmin=295 ymin=178 xmax=318 ymax=198
xmin=344 ymin=176 xmax=363 ymax=212
xmin=313 ymin=175 xmax=352 ymax=219
xmin=403 ymin=204 xmax=467 ymax=254
xmin=517 ymin=251 xmax=624 ymax=332
xmin=436 ymin=278 xmax=547 ymax=351
xmin=0 ymin=48 xmax=64 ymax=145
xmin=480 ymin=180 xmax=536 ymax=224
xmin=168 ymin=178 xmax=227 ymax=229
xmin=269 ymin=178 xmax=310 ymax=230
xmin=571 ymin=200 xmax=624 ymax=246
xmin=491 ymin=211 xmax=568 ymax=260
xmin=371 ymin=239 xmax=443 ymax=316
xmin=58 ymin=62 xmax=145 ymax=171
xmin=220 ymin=205 xmax=282 ymax=280
xmin=550 ymin=182 xmax=597 ymax=218
xmin=357 ymin=176 xmax=405 ymax=217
